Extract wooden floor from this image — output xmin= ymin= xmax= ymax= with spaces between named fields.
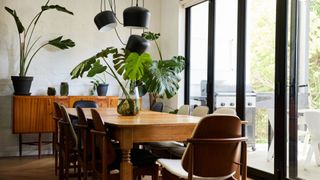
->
xmin=0 ymin=155 xmax=254 ymax=180
xmin=0 ymin=156 xmax=57 ymax=180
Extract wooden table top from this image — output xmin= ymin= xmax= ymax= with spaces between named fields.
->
xmin=66 ymin=108 xmax=202 ymax=127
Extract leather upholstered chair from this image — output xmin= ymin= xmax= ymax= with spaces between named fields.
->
xmin=157 ymin=114 xmax=247 ymax=180
xmin=190 ymin=105 xmax=209 ymax=117
xmin=73 ymin=100 xmax=99 ymax=108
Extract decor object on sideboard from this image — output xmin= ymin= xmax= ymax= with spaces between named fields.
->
xmin=70 ymin=47 xmax=152 ymax=116
xmin=60 ymin=82 xmax=69 ymax=96
xmin=90 ymin=74 xmax=109 ymax=96
xmin=47 ymin=87 xmax=56 ymax=96
xmin=5 ymin=0 xmax=75 ymax=95
xmin=140 ymin=32 xmax=185 ymax=108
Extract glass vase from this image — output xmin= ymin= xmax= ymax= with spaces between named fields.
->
xmin=117 ymin=87 xmax=140 ymax=116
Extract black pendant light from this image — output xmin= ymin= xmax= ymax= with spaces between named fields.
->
xmin=94 ymin=11 xmax=117 ymax=32
xmin=125 ymin=35 xmax=149 ymax=54
xmin=94 ymin=0 xmax=117 ymax=32
xmin=123 ymin=0 xmax=150 ymax=28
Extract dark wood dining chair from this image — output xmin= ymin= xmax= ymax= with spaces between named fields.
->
xmin=157 ymin=114 xmax=247 ymax=180
xmin=90 ymin=109 xmax=159 ymax=180
xmin=59 ymin=105 xmax=79 ymax=180
xmin=75 ymin=107 xmax=94 ymax=180
xmin=53 ymin=102 xmax=63 ymax=176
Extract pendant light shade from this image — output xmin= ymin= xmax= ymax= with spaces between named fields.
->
xmin=123 ymin=6 xmax=150 ymax=28
xmin=125 ymin=35 xmax=149 ymax=54
xmin=94 ymin=11 xmax=117 ymax=32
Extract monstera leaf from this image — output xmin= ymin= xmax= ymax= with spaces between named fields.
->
xmin=70 ymin=47 xmax=120 ymax=79
xmin=143 ymin=56 xmax=185 ymax=98
xmin=124 ymin=53 xmax=152 ymax=81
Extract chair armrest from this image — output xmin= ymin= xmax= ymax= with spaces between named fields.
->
xmin=90 ymin=129 xmax=107 ymax=136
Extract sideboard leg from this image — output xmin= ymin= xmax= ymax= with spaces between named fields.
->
xmin=38 ymin=133 xmax=42 ymax=159
xmin=19 ymin=134 xmax=22 ymax=157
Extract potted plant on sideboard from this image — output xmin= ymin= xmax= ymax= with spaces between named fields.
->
xmin=90 ymin=72 xmax=109 ymax=96
xmin=5 ymin=0 xmax=75 ymax=95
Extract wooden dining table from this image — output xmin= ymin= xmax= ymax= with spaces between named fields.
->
xmin=67 ymin=108 xmax=202 ymax=180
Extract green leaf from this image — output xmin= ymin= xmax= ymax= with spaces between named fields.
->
xmin=87 ymin=60 xmax=107 ymax=77
xmin=70 ymin=57 xmax=96 ymax=79
xmin=5 ymin=7 xmax=25 ymax=33
xmin=41 ymin=5 xmax=74 ymax=15
xmin=142 ymin=32 xmax=160 ymax=41
xmin=48 ymin=36 xmax=75 ymax=49
xmin=142 ymin=57 xmax=185 ymax=99
xmin=124 ymin=53 xmax=152 ymax=81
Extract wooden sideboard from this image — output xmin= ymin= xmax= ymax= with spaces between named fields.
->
xmin=12 ymin=96 xmax=118 ymax=134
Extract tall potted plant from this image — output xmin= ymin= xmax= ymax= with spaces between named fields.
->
xmin=5 ymin=0 xmax=75 ymax=95
xmin=141 ymin=32 xmax=185 ymax=108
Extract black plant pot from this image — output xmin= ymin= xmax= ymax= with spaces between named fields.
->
xmin=97 ymin=84 xmax=109 ymax=96
xmin=11 ymin=76 xmax=33 ymax=95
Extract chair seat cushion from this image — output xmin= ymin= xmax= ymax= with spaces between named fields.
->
xmin=157 ymin=159 xmax=235 ymax=180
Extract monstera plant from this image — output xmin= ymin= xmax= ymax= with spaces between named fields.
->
xmin=5 ymin=0 xmax=75 ymax=95
xmin=70 ymin=32 xmax=185 ymax=113
xmin=141 ymin=32 xmax=185 ymax=107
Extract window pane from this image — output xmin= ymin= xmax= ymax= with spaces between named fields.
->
xmin=246 ymin=0 xmax=276 ymax=173
xmin=189 ymin=1 xmax=209 ymax=108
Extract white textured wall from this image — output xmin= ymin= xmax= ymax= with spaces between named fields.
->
xmin=0 ymin=0 xmax=162 ymax=156
xmin=160 ymin=0 xmax=186 ymax=112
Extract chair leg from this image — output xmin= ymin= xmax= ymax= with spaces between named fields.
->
xmin=312 ymin=142 xmax=320 ymax=165
xmin=152 ymin=165 xmax=159 ymax=180
xmin=304 ymin=145 xmax=313 ymax=169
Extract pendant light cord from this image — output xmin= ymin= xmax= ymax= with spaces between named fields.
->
xmin=100 ymin=0 xmax=103 ymax=12
xmin=108 ymin=0 xmax=123 ymax=25
xmin=114 ymin=28 xmax=126 ymax=45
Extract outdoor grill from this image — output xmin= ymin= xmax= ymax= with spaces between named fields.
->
xmin=192 ymin=80 xmax=257 ymax=151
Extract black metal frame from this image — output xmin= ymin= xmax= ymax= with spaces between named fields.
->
xmin=288 ymin=0 xmax=299 ymax=178
xmin=274 ymin=0 xmax=288 ymax=179
xmin=184 ymin=8 xmax=191 ymax=105
xmin=207 ymin=0 xmax=215 ymax=113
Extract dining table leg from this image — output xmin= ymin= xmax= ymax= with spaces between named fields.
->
xmin=120 ymin=128 xmax=133 ymax=180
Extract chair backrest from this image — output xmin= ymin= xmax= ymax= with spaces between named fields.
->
xmin=181 ymin=115 xmax=243 ymax=178
xmin=73 ymin=100 xmax=98 ymax=108
xmin=76 ymin=107 xmax=88 ymax=125
xmin=91 ymin=109 xmax=116 ymax=165
xmin=60 ymin=105 xmax=78 ymax=147
xmin=177 ymin=105 xmax=190 ymax=115
xmin=213 ymin=107 xmax=236 ymax=116
xmin=150 ymin=102 xmax=164 ymax=112
xmin=53 ymin=102 xmax=63 ymax=119
xmin=304 ymin=110 xmax=320 ymax=140
xmin=191 ymin=106 xmax=209 ymax=117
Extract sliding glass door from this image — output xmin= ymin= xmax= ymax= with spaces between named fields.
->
xmin=287 ymin=0 xmax=320 ymax=179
